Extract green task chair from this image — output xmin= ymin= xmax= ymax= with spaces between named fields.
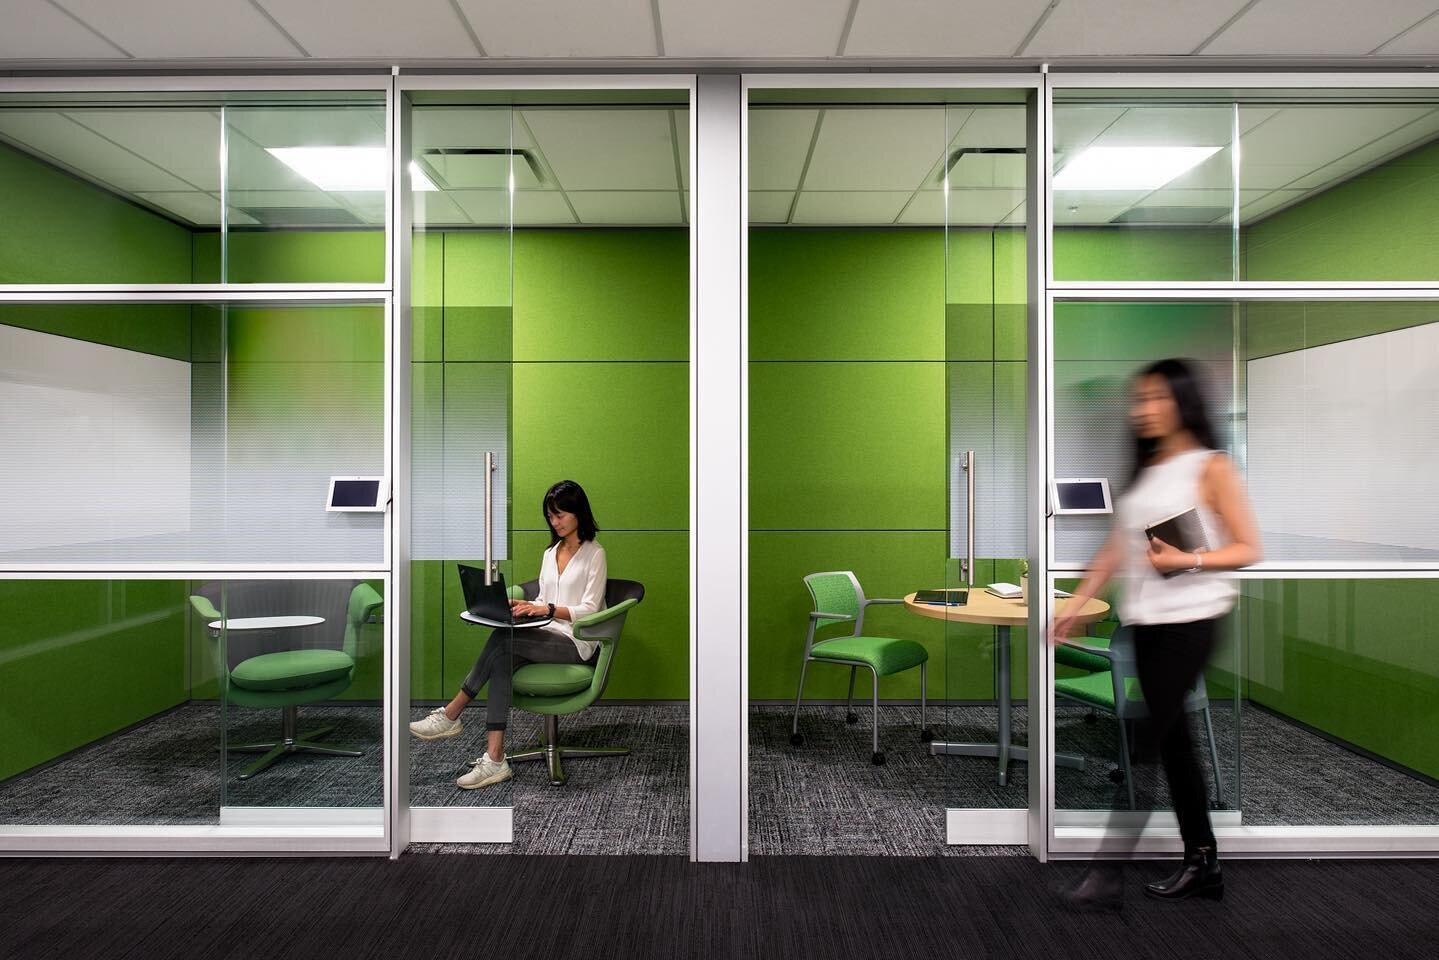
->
xmin=502 ymin=578 xmax=644 ymax=785
xmin=1057 ymin=626 xmax=1223 ymax=809
xmin=792 ymin=571 xmax=930 ymax=765
xmin=190 ymin=582 xmax=382 ymax=780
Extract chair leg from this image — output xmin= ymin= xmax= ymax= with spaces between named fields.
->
xmin=1117 ymin=714 xmax=1136 ymax=810
xmin=790 ymin=657 xmax=811 ymax=746
xmin=231 ymin=706 xmax=362 ymax=781
xmin=1203 ymin=706 xmax=1224 ymax=808
xmin=869 ymin=667 xmax=884 ymax=765
xmin=919 ymin=661 xmax=932 ymax=742
xmin=845 ymin=667 xmax=858 ymax=724
xmin=506 ymin=715 xmax=629 ymax=786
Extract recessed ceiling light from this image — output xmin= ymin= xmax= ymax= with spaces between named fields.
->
xmin=267 ymin=146 xmax=387 ymax=191
xmin=1053 ymin=146 xmax=1221 ymax=191
xmin=408 ymin=161 xmax=438 ymax=192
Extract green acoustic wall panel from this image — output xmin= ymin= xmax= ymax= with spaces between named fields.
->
xmin=512 ymin=361 xmax=689 ymax=532
xmin=443 ymin=231 xmax=511 ymax=306
xmin=749 ymin=361 xmax=946 ymax=531
xmin=1054 ymin=226 xmax=1234 ymax=282
xmin=1244 ymin=139 xmax=1439 ymax=282
xmin=1243 ymin=300 xmax=1439 ymax=360
xmin=225 ymin=305 xmax=385 ymax=363
xmin=514 ymin=230 xmax=688 ymax=362
xmin=410 ymin=562 xmax=446 ymax=701
xmin=749 ymin=229 xmax=944 ymax=361
xmin=413 ymin=232 xmax=446 ymax=363
xmin=1241 ymin=579 xmax=1439 ymax=780
xmin=191 ymin=230 xmax=385 ymax=284
xmin=945 ymin=231 xmax=1027 ymax=362
xmin=511 ymin=529 xmax=689 ymax=700
xmin=1054 ymin=302 xmax=1234 ymax=361
xmin=0 ymin=143 xmax=192 ymax=285
xmin=0 ymin=580 xmax=188 ymax=781
xmin=0 ymin=303 xmax=193 ymax=362
xmin=444 ymin=307 xmax=513 ymax=363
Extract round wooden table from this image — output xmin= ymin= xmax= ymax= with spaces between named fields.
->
xmin=903 ymin=588 xmax=1110 ymax=785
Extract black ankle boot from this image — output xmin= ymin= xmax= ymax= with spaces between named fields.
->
xmin=1144 ymin=845 xmax=1223 ymax=901
xmin=1059 ymin=864 xmax=1124 ymax=911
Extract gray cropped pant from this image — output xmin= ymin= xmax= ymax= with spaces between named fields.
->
xmin=460 ymin=627 xmax=590 ymax=731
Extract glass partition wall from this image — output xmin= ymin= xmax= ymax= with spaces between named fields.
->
xmin=400 ymin=83 xmax=693 ymax=853
xmin=1045 ymin=81 xmax=1439 ymax=858
xmin=0 ymin=81 xmax=392 ymax=853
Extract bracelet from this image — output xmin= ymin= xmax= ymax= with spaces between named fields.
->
xmin=1187 ymin=550 xmax=1205 ymax=574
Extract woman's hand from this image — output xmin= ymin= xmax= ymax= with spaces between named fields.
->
xmin=1146 ymin=535 xmax=1195 ymax=575
xmin=1049 ymin=613 xmax=1078 ymax=648
xmin=512 ymin=601 xmax=548 ymax=617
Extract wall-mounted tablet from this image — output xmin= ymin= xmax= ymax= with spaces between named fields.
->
xmin=1052 ymin=478 xmax=1113 ymax=515
xmin=327 ymin=476 xmax=388 ymax=513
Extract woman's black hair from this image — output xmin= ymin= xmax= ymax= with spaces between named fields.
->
xmin=1130 ymin=357 xmax=1220 ymax=482
xmin=542 ymin=480 xmax=600 ymax=546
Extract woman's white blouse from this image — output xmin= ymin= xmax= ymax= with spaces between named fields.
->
xmin=533 ymin=539 xmax=608 ymax=660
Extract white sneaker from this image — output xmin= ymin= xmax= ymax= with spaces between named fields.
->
xmin=457 ymin=754 xmax=512 ymax=790
xmin=409 ymin=708 xmax=462 ymax=740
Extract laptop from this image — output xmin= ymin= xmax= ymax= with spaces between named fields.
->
xmin=457 ymin=564 xmax=550 ymax=626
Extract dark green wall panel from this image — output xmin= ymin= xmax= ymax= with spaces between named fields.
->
xmin=192 ymin=230 xmax=385 ymax=284
xmin=1053 ymin=226 xmax=1234 ymax=281
xmin=0 ymin=303 xmax=192 ymax=362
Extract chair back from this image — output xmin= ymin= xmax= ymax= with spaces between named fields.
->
xmin=191 ymin=579 xmax=354 ymax=670
xmin=803 ymin=571 xmax=864 ymax=635
xmin=513 ymin=577 xmax=644 ymax=700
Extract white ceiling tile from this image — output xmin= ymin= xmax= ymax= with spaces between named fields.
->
xmin=458 ymin=0 xmax=655 ymax=57
xmin=948 ymin=106 xmax=1027 ymax=150
xmin=803 ymin=108 xmax=946 ymax=191
xmin=446 ymin=189 xmax=509 ymax=225
xmin=226 ymin=106 xmax=385 ymax=149
xmin=748 ymin=108 xmax=818 ymax=191
xmin=748 ymin=191 xmax=794 ymax=223
xmin=1092 ymin=106 xmax=1237 ymax=148
xmin=420 ymin=152 xmax=545 ymax=190
xmin=1026 ymin=0 xmax=1249 ymax=56
xmin=0 ymin=111 xmax=190 ymax=192
xmin=1052 ymin=106 xmax=1127 ymax=154
xmin=1377 ymin=11 xmax=1439 ymax=54
xmin=413 ymin=107 xmax=528 ymax=153
xmin=845 ymin=0 xmax=1054 ymax=57
xmin=1237 ymin=189 xmax=1308 ymax=222
xmin=66 ymin=109 xmax=222 ymax=191
xmin=1239 ymin=105 xmax=1435 ymax=189
xmin=791 ymin=191 xmax=911 ymax=224
xmin=228 ymin=189 xmax=341 ymax=208
xmin=411 ymin=191 xmax=473 ymax=226
xmin=257 ymin=0 xmax=480 ymax=57
xmin=899 ymin=188 xmax=1026 ymax=225
xmin=1287 ymin=109 xmax=1439 ymax=190
xmin=521 ymin=109 xmax=677 ymax=191
xmin=1204 ymin=0 xmax=1436 ymax=55
xmin=0 ymin=1 xmax=126 ymax=58
xmin=334 ymin=190 xmax=386 ymax=224
xmin=223 ymin=135 xmax=314 ymax=192
xmin=674 ymin=109 xmax=689 ymax=189
xmin=59 ymin=0 xmax=299 ymax=58
xmin=948 ymin=152 xmax=1026 ymax=189
xmin=898 ymin=190 xmax=944 ymax=225
xmin=568 ymin=191 xmax=682 ymax=225
xmin=513 ymin=191 xmax=579 ymax=225
xmin=133 ymin=191 xmax=222 ymax=226
xmin=660 ymin=0 xmax=850 ymax=57
xmin=1053 ymin=190 xmax=1148 ymax=224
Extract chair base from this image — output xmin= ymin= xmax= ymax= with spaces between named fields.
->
xmin=227 ymin=706 xmax=363 ymax=780
xmin=508 ymin=715 xmax=627 ymax=786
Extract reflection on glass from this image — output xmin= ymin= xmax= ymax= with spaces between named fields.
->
xmin=0 ymin=302 xmax=385 ymax=566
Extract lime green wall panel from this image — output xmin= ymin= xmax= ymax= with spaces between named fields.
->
xmin=512 ymin=529 xmax=689 ymax=700
xmin=749 ymin=361 xmax=946 ymax=530
xmin=410 ymin=560 xmax=446 ymax=701
xmin=443 ymin=231 xmax=511 ymax=306
xmin=513 ymin=361 xmax=689 ymax=532
xmin=225 ymin=305 xmax=385 ymax=363
xmin=202 ymin=230 xmax=385 ymax=284
xmin=1054 ymin=226 xmax=1234 ymax=281
xmin=0 ymin=580 xmax=188 ymax=781
xmin=0 ymin=143 xmax=192 ymax=285
xmin=414 ymin=232 xmax=444 ymax=306
xmin=514 ymin=230 xmax=688 ymax=362
xmin=749 ymin=229 xmax=944 ymax=361
xmin=443 ymin=306 xmax=512 ymax=362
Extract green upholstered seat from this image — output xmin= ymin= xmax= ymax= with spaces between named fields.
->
xmin=513 ymin=662 xmax=595 ymax=697
xmin=810 ymin=636 xmax=928 ymax=676
xmin=230 ymin=648 xmax=355 ymax=692
xmin=1053 ymin=669 xmax=1141 ymax=710
xmin=1055 ymin=634 xmax=1113 ymax=674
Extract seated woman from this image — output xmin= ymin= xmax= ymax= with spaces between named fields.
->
xmin=409 ymin=479 xmax=607 ymax=789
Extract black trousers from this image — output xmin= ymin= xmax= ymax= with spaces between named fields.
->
xmin=1132 ymin=617 xmax=1220 ymax=852
xmin=460 ymin=629 xmax=589 ymax=731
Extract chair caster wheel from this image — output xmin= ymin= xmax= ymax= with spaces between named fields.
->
xmin=790 ymin=733 xmax=804 ymax=747
xmin=1084 ymin=713 xmax=1098 ymax=725
xmin=1109 ymin=768 xmax=1126 ymax=784
xmin=845 ymin=712 xmax=859 ymax=724
xmin=871 ymin=751 xmax=885 ymax=766
xmin=920 ymin=728 xmax=933 ymax=742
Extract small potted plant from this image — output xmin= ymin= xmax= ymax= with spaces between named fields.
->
xmin=1019 ymin=559 xmax=1029 ymax=603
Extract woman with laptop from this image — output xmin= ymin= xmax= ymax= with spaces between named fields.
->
xmin=1052 ymin=358 xmax=1262 ymax=909
xmin=408 ymin=480 xmax=607 ymax=790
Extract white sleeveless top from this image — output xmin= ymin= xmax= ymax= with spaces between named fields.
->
xmin=1115 ymin=447 xmax=1236 ymax=626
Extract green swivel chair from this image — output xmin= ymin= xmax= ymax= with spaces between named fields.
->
xmin=189 ymin=582 xmax=382 ymax=780
xmin=791 ymin=571 xmax=930 ymax=765
xmin=1057 ymin=626 xmax=1224 ymax=809
xmin=502 ymin=578 xmax=644 ymax=786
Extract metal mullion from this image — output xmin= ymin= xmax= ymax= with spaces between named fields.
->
xmin=0 ymin=76 xmax=390 ymax=95
xmin=396 ymin=73 xmax=695 ymax=93
xmin=0 ymin=287 xmax=389 ymax=302
xmin=1049 ymin=71 xmax=1439 ymax=91
xmin=744 ymin=73 xmax=1041 ymax=92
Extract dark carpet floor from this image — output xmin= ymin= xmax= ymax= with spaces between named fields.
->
xmin=2 ymin=854 xmax=1438 ymax=960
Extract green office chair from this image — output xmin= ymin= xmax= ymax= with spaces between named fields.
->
xmin=791 ymin=571 xmax=930 ymax=765
xmin=190 ymin=582 xmax=382 ymax=780
xmin=501 ymin=578 xmax=644 ymax=786
xmin=1057 ymin=626 xmax=1223 ymax=809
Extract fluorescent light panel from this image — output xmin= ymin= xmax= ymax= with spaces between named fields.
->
xmin=267 ymin=146 xmax=386 ymax=191
xmin=1054 ymin=146 xmax=1222 ymax=191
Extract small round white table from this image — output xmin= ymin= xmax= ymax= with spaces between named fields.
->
xmin=459 ymin=612 xmax=553 ymax=629
xmin=208 ymin=615 xmax=326 ymax=631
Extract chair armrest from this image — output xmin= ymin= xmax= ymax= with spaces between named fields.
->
xmin=573 ymin=598 xmax=639 ymax=638
xmin=1057 ymin=638 xmax=1114 ymax=661
xmin=809 ymin=612 xmax=856 ymax=622
xmin=863 ymin=598 xmax=905 ymax=607
xmin=189 ymin=595 xmax=222 ymax=628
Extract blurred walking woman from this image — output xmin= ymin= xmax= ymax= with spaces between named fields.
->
xmin=1054 ymin=358 xmax=1261 ymax=904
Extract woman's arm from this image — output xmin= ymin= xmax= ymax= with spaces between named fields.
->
xmin=526 ymin=547 xmax=607 ymax=623
xmin=1050 ymin=528 xmax=1123 ymax=644
xmin=1147 ymin=453 xmax=1263 ymax=574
